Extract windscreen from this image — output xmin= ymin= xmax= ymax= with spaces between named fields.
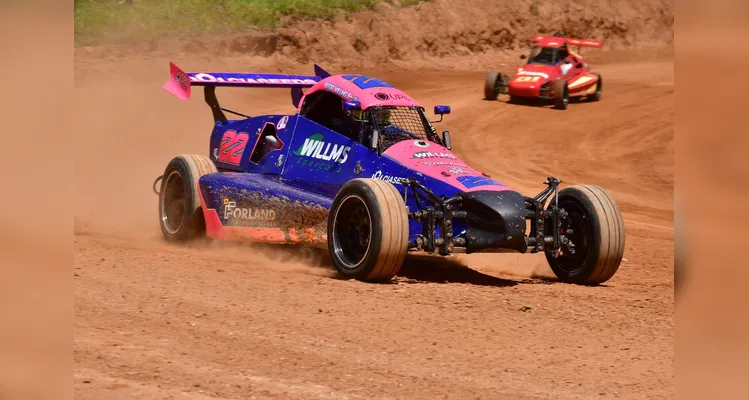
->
xmin=368 ymin=106 xmax=439 ymax=151
xmin=528 ymin=46 xmax=559 ymax=66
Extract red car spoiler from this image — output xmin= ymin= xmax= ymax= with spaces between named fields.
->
xmin=533 ymin=35 xmax=603 ymax=48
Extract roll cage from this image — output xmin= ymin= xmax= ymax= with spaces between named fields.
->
xmin=299 ymin=90 xmax=446 ymax=154
xmin=527 ymin=45 xmax=570 ymax=66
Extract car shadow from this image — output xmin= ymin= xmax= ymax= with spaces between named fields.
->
xmin=179 ymin=239 xmax=557 ymax=288
xmin=395 ymin=254 xmax=522 ymax=287
xmin=500 ymin=96 xmax=588 ymax=109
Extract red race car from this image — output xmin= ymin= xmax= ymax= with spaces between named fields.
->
xmin=484 ymin=34 xmax=603 ymax=110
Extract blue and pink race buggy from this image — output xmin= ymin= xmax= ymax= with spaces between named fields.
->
xmin=155 ymin=62 xmax=626 ymax=285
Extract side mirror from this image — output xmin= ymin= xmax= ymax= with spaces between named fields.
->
xmin=442 ymin=131 xmax=452 ymax=150
xmin=431 ymin=105 xmax=451 ymax=124
xmin=434 ymin=105 xmax=451 ymax=115
xmin=520 ymin=54 xmax=527 ymax=60
xmin=343 ymin=101 xmax=361 ymax=111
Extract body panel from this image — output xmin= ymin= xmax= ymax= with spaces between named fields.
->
xmin=299 ymin=75 xmax=423 ymax=111
xmin=165 ymin=62 xmax=530 ymax=253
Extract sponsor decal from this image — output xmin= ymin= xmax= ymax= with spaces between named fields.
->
xmin=223 ymin=198 xmax=277 ymax=222
xmin=278 ymin=116 xmax=289 ymax=130
xmin=174 ymin=70 xmax=189 ymax=90
xmin=456 ymin=175 xmax=504 ymax=189
xmin=373 ymin=92 xmax=411 ymax=101
xmin=413 ymin=151 xmax=457 ymax=159
xmin=422 ymin=161 xmax=467 ymax=167
xmin=323 ymin=82 xmax=359 ymax=102
xmin=413 ymin=140 xmax=430 ymax=148
xmin=189 ymin=73 xmax=317 ymax=85
xmin=293 ymin=133 xmax=351 ymax=164
xmin=448 ymin=166 xmax=472 ymax=176
xmin=518 ymin=71 xmax=550 ymax=79
xmin=296 ymin=158 xmax=343 ymax=174
xmin=371 ymin=170 xmax=406 ymax=186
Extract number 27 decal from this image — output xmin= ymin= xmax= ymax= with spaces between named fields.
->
xmin=218 ymin=130 xmax=249 ymax=165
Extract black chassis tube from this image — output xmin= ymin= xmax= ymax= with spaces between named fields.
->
xmin=401 ymin=177 xmax=569 ymax=256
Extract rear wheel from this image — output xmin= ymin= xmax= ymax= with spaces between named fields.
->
xmin=327 ymin=179 xmax=409 ymax=281
xmin=158 ymin=154 xmax=218 ymax=241
xmin=484 ymin=70 xmax=501 ymax=100
xmin=553 ymin=79 xmax=569 ymax=110
xmin=545 ymin=185 xmax=625 ymax=285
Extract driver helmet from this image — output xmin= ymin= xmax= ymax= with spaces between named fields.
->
xmin=347 ymin=109 xmax=364 ymax=120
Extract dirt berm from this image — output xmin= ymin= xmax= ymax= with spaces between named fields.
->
xmin=76 ymin=0 xmax=673 ymax=69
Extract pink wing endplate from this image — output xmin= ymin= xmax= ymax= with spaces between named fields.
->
xmin=163 ymin=62 xmax=191 ymax=100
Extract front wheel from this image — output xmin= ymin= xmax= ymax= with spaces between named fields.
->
xmin=553 ymin=79 xmax=569 ymax=110
xmin=545 ymin=185 xmax=625 ymax=285
xmin=484 ymin=70 xmax=501 ymax=100
xmin=327 ymin=179 xmax=409 ymax=281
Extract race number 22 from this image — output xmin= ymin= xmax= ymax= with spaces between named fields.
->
xmin=218 ymin=130 xmax=249 ymax=165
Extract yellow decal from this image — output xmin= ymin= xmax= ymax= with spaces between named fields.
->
xmin=581 ymin=85 xmax=598 ymax=95
xmin=569 ymin=76 xmax=594 ymax=88
xmin=515 ymin=76 xmax=541 ymax=82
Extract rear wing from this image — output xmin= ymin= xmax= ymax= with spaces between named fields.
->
xmin=162 ymin=62 xmax=331 ymax=123
xmin=532 ymin=35 xmax=603 ymax=48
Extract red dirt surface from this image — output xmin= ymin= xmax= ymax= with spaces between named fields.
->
xmin=74 ymin=1 xmax=674 ymax=398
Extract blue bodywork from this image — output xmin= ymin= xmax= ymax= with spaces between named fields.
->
xmin=199 ymin=113 xmax=470 ymax=243
xmin=162 ymin=63 xmax=528 ymax=254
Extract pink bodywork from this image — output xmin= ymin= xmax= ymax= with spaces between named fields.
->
xmin=382 ymin=140 xmax=514 ymax=193
xmin=163 ymin=62 xmax=191 ymax=100
xmin=298 ymin=75 xmax=423 ymax=111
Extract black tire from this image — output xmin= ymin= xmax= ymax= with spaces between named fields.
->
xmin=553 ymin=79 xmax=569 ymax=110
xmin=484 ymin=70 xmax=500 ymax=100
xmin=589 ymin=73 xmax=602 ymax=102
xmin=327 ymin=178 xmax=409 ymax=281
xmin=158 ymin=154 xmax=218 ymax=241
xmin=545 ymin=185 xmax=625 ymax=285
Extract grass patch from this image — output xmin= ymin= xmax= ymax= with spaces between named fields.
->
xmin=75 ymin=0 xmax=384 ymax=46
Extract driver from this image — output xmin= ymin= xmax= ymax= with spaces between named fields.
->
xmin=335 ymin=102 xmax=365 ymax=141
xmin=374 ymin=108 xmax=417 ymax=140
xmin=559 ymin=44 xmax=573 ymax=75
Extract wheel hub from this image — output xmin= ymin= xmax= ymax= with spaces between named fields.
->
xmin=332 ymin=195 xmax=373 ymax=270
xmin=161 ymin=170 xmax=186 ymax=235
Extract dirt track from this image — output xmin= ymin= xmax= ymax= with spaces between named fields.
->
xmin=73 ymin=48 xmax=673 ymax=398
